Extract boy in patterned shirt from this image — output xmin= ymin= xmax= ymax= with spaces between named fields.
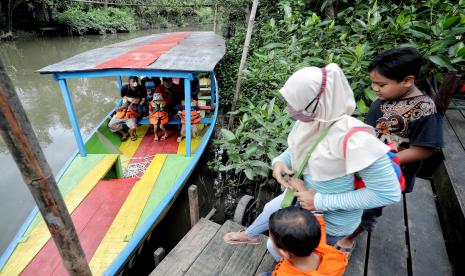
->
xmin=336 ymin=47 xmax=444 ymax=253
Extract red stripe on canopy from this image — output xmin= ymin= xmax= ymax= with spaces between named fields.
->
xmin=94 ymin=32 xmax=191 ymax=69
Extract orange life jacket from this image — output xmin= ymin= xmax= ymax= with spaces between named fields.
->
xmin=180 ymin=109 xmax=201 ymax=125
xmin=149 ymin=101 xmax=169 ymax=125
xmin=125 ymin=103 xmax=139 ymax=119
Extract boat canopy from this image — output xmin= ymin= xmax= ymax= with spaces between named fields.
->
xmin=37 ymin=32 xmax=225 ymax=158
xmin=38 ymin=32 xmax=225 ymax=74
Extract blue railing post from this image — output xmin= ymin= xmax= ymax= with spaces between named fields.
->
xmin=184 ymin=78 xmax=192 ymax=157
xmin=57 ymin=79 xmax=87 ymax=157
xmin=210 ymin=71 xmax=215 ymax=104
xmin=116 ymin=76 xmax=123 ymax=90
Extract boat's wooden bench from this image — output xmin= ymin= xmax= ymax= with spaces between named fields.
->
xmin=345 ymin=178 xmax=452 ymax=276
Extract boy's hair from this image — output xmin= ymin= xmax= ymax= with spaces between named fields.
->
xmin=269 ymin=207 xmax=321 ymax=257
xmin=128 ymin=76 xmax=139 ymax=82
xmin=368 ymin=47 xmax=422 ymax=82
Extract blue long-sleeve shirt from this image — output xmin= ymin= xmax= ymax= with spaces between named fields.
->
xmin=272 ymin=149 xmax=401 ymax=236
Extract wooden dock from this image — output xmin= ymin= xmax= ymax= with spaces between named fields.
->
xmin=150 ymin=218 xmax=274 ymax=276
xmin=150 ymin=178 xmax=452 ymax=275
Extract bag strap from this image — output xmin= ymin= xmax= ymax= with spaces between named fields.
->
xmin=343 ymin=127 xmax=372 ymax=159
xmin=280 ymin=122 xmax=335 ymax=208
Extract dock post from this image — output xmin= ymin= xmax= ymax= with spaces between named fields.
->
xmin=188 ymin=185 xmax=199 ymax=227
xmin=0 ymin=58 xmax=91 ymax=275
xmin=154 ymin=247 xmax=166 ymax=268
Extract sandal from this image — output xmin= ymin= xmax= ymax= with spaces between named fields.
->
xmin=223 ymin=231 xmax=261 ymax=245
xmin=335 ymin=240 xmax=356 ymax=260
xmin=131 ymin=136 xmax=137 ymax=141
xmin=121 ymin=135 xmax=128 ymax=142
xmin=160 ymin=134 xmax=168 ymax=141
xmin=176 ymin=136 xmax=183 ymax=143
xmin=153 ymin=136 xmax=159 ymax=141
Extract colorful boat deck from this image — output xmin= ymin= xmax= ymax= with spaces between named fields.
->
xmin=0 ymin=123 xmax=206 ymax=276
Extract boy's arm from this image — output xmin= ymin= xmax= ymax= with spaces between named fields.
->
xmin=396 ymin=146 xmax=434 ymax=165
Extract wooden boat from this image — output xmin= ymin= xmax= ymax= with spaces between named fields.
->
xmin=0 ymin=32 xmax=225 ymax=275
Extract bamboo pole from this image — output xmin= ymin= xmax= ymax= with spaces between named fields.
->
xmin=228 ymin=0 xmax=259 ymax=128
xmin=0 ymin=58 xmax=91 ymax=275
xmin=213 ymin=1 xmax=218 ymax=33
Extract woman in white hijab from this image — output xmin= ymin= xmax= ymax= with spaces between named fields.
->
xmin=223 ymin=63 xmax=401 ymax=259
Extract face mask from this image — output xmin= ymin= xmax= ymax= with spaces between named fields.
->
xmin=287 ymin=67 xmax=327 ymax=122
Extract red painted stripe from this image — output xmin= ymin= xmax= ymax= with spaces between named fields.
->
xmin=129 ymin=125 xmax=180 ymax=165
xmin=21 ymin=178 xmax=138 ymax=276
xmin=94 ymin=32 xmax=191 ymax=69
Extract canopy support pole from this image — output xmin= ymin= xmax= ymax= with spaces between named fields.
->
xmin=57 ymin=78 xmax=87 ymax=157
xmin=210 ymin=71 xmax=215 ymax=104
xmin=184 ymin=78 xmax=192 ymax=157
xmin=116 ymin=76 xmax=123 ymax=90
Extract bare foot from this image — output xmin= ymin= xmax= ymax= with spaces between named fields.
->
xmin=153 ymin=135 xmax=159 ymax=141
xmin=223 ymin=231 xmax=261 ymax=245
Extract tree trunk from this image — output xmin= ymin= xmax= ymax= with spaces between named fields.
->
xmin=228 ymin=0 xmax=259 ymax=128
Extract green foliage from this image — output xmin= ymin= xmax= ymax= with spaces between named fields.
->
xmin=209 ymin=95 xmax=293 ymax=181
xmin=213 ymin=0 xmax=465 ymax=186
xmin=57 ymin=6 xmax=136 ymax=35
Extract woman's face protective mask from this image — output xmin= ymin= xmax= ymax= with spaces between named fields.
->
xmin=287 ymin=67 xmax=327 ymax=122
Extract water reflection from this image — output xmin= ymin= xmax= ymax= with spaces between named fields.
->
xmin=0 ymin=25 xmax=213 ymax=255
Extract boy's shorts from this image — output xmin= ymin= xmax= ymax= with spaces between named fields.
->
xmin=359 ymin=206 xmax=384 ymax=232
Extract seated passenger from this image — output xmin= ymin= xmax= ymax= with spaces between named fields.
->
xmin=149 ymin=93 xmax=169 ymax=141
xmin=141 ymin=77 xmax=161 ymax=116
xmin=177 ymin=99 xmax=201 ymax=143
xmin=155 ymin=77 xmax=183 ymax=115
xmin=108 ymin=76 xmax=143 ymax=141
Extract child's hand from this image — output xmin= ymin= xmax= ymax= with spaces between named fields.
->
xmin=287 ymin=178 xmax=306 ymax=192
xmin=272 ymin=162 xmax=295 ymax=189
xmin=294 ymin=189 xmax=316 ymax=211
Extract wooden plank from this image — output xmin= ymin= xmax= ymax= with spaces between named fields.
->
xmin=89 ymin=154 xmax=167 ymax=275
xmin=150 ymin=218 xmax=221 ymax=275
xmin=445 ymin=109 xmax=465 ymax=149
xmin=1 ymin=154 xmax=118 ymax=276
xmin=366 ymin=200 xmax=408 ymax=276
xmin=135 ymin=155 xmax=192 ymax=230
xmin=119 ymin=125 xmax=149 ymax=166
xmin=219 ymin=234 xmax=267 ymax=276
xmin=344 ymin=231 xmax=368 ymax=276
xmin=254 ymin=253 xmax=275 ymax=276
xmin=184 ymin=220 xmax=242 ymax=276
xmin=406 ymin=178 xmax=452 ymax=276
xmin=22 ymin=154 xmax=107 ymax=238
xmin=22 ymin=179 xmax=136 ymax=276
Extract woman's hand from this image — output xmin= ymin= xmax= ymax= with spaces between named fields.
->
xmin=272 ymin=162 xmax=295 ymax=189
xmin=289 ymin=178 xmax=316 ymax=211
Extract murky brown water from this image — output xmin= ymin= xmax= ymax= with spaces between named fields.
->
xmin=0 ymin=25 xmax=214 ymax=254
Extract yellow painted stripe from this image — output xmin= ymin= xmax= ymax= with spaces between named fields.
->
xmin=177 ymin=132 xmax=203 ymax=155
xmin=119 ymin=125 xmax=149 ymax=166
xmin=89 ymin=154 xmax=167 ymax=275
xmin=0 ymin=155 xmax=118 ymax=276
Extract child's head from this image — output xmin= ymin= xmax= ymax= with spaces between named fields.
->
xmin=269 ymin=207 xmax=321 ymax=260
xmin=368 ymin=47 xmax=422 ymax=100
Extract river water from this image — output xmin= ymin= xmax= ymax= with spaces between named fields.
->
xmin=0 ymin=25 xmax=214 ymax=255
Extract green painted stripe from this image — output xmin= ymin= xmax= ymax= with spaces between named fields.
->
xmin=135 ymin=155 xmax=193 ymax=231
xmin=99 ymin=121 xmax=123 ymax=148
xmin=21 ymin=154 xmax=107 ymax=239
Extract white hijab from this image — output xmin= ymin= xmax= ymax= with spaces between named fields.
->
xmin=280 ymin=63 xmax=389 ymax=181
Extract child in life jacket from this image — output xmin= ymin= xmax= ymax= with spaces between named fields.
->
xmin=113 ymin=97 xmax=140 ymax=141
xmin=177 ymin=99 xmax=201 ymax=143
xmin=267 ymin=207 xmax=347 ymax=276
xmin=149 ymin=93 xmax=169 ymax=141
